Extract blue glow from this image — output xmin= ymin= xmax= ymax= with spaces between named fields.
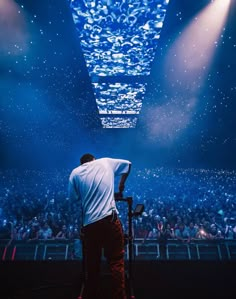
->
xmin=100 ymin=116 xmax=138 ymax=128
xmin=93 ymin=82 xmax=146 ymax=114
xmin=68 ymin=0 xmax=170 ymax=127
xmin=69 ymin=0 xmax=168 ymax=77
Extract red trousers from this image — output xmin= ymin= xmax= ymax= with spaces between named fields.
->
xmin=82 ymin=213 xmax=127 ymax=299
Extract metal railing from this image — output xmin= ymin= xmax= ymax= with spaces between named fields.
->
xmin=1 ymin=239 xmax=236 ymax=261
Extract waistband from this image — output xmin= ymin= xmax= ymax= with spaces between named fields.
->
xmin=83 ymin=211 xmax=118 ymax=229
xmin=103 ymin=210 xmax=118 ymax=222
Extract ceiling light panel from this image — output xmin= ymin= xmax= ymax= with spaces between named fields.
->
xmin=68 ymin=0 xmax=170 ymax=128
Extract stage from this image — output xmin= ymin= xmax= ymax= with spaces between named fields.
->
xmin=1 ymin=260 xmax=235 ymax=299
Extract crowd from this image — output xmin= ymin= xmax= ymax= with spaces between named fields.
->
xmin=0 ymin=167 xmax=236 ymax=242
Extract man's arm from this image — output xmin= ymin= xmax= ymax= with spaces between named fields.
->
xmin=118 ymin=163 xmax=131 ymax=194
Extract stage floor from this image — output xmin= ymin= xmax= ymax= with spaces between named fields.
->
xmin=1 ymin=260 xmax=236 ymax=299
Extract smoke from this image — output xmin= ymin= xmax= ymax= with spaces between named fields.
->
xmin=0 ymin=0 xmax=30 ymax=58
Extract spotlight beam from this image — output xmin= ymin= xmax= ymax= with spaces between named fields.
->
xmin=165 ymin=0 xmax=231 ymax=85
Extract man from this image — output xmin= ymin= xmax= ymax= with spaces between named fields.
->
xmin=68 ymin=153 xmax=131 ymax=299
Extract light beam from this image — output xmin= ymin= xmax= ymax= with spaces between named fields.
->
xmin=0 ymin=0 xmax=29 ymax=57
xmin=165 ymin=0 xmax=231 ymax=86
xmin=143 ymin=0 xmax=231 ymax=144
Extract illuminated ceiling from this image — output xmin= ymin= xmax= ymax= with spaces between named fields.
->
xmin=68 ymin=0 xmax=170 ymax=128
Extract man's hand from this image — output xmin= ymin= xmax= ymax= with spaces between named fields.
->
xmin=115 ymin=191 xmax=123 ymax=199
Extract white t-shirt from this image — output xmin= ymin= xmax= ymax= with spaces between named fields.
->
xmin=68 ymin=157 xmax=131 ymax=226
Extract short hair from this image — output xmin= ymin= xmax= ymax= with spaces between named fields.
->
xmin=80 ymin=153 xmax=95 ymax=165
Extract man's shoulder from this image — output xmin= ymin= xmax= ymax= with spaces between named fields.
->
xmin=94 ymin=157 xmax=111 ymax=164
xmin=99 ymin=157 xmax=131 ymax=164
xmin=70 ymin=165 xmax=82 ymax=176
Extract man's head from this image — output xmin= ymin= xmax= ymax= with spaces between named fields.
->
xmin=80 ymin=153 xmax=95 ymax=165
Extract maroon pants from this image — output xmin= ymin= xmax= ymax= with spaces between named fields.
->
xmin=82 ymin=214 xmax=127 ymax=299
